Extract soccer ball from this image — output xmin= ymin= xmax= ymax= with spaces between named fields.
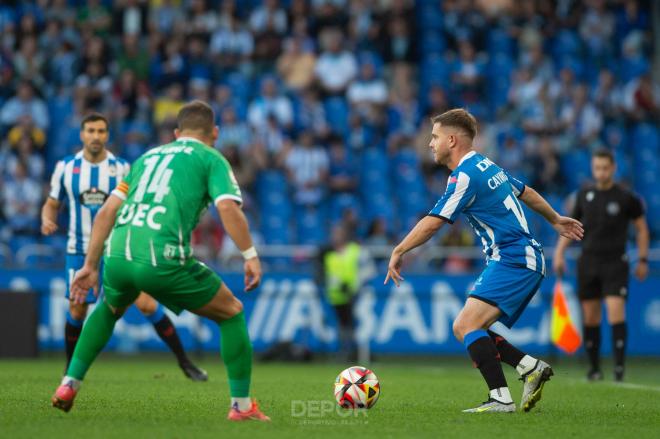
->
xmin=334 ymin=366 xmax=380 ymax=409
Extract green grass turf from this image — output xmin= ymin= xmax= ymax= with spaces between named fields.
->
xmin=1 ymin=356 xmax=659 ymax=438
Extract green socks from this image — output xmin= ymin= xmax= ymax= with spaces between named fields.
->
xmin=219 ymin=311 xmax=253 ymax=398
xmin=67 ymin=301 xmax=120 ymax=380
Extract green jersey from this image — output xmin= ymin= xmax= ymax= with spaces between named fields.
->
xmin=107 ymin=137 xmax=241 ymax=266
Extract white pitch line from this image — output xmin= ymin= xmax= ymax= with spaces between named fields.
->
xmin=566 ymin=378 xmax=660 ymax=393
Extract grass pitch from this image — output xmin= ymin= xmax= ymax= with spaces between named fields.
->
xmin=1 ymin=355 xmax=659 ymax=438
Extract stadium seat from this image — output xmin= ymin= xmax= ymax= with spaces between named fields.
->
xmin=323 ymin=97 xmax=349 ymax=136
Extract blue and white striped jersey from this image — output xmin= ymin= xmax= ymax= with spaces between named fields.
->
xmin=429 ymin=151 xmax=545 ymax=275
xmin=49 ymin=150 xmax=130 ymax=255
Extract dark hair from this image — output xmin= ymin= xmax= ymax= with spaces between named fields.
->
xmin=80 ymin=112 xmax=109 ymax=131
xmin=431 ymin=108 xmax=478 ymax=139
xmin=592 ymin=148 xmax=615 ymax=163
xmin=176 ymin=100 xmax=215 ymax=136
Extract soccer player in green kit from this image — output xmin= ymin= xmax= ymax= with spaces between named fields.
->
xmin=51 ymin=101 xmax=270 ymax=422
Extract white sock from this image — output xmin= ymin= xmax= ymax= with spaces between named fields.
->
xmin=231 ymin=397 xmax=251 ymax=411
xmin=61 ymin=376 xmax=81 ymax=391
xmin=489 ymin=387 xmax=513 ymax=404
xmin=516 ymin=355 xmax=538 ymax=376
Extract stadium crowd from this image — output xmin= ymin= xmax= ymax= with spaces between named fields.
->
xmin=0 ymin=0 xmax=657 ymax=268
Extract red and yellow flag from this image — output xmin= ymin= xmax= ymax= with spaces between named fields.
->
xmin=551 ymin=281 xmax=582 ymax=354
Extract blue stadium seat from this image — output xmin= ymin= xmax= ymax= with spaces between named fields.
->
xmin=552 ymin=29 xmax=583 ymax=58
xmin=488 ymin=28 xmax=515 ymax=56
xmin=323 ymin=97 xmax=349 ymax=136
xmin=296 ymin=207 xmax=327 ymax=245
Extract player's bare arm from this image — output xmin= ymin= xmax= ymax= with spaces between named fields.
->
xmin=385 ymin=215 xmax=446 ymax=287
xmin=40 ymin=197 xmax=60 ymax=235
xmin=552 ymin=236 xmax=572 ymax=276
xmin=70 ymin=194 xmax=123 ymax=304
xmin=216 ymin=199 xmax=262 ymax=292
xmin=633 ymin=215 xmax=649 ymax=281
xmin=519 ymin=186 xmax=584 ymax=241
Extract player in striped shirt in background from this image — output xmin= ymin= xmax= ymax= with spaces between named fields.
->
xmin=41 ymin=113 xmax=207 ymax=381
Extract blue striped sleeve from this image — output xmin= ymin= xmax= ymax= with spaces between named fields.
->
xmin=48 ymin=160 xmax=66 ymax=201
xmin=428 ymin=171 xmax=475 ymax=224
xmin=503 ymin=169 xmax=525 ymax=198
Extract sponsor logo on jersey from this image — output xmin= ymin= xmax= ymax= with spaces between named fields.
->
xmin=586 ymin=191 xmax=595 ymax=202
xmin=79 ymin=188 xmax=108 ymax=207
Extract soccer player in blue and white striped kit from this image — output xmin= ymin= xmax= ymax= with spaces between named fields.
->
xmin=41 ymin=113 xmax=207 ymax=381
xmin=385 ymin=109 xmax=584 ymax=413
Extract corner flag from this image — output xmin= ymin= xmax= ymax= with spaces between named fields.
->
xmin=551 ymin=280 xmax=581 ymax=354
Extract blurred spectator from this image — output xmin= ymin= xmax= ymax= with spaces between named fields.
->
xmin=118 ymin=33 xmax=150 ymax=80
xmin=247 ymin=77 xmax=293 ymax=129
xmin=452 ymin=40 xmax=486 ymax=106
xmin=527 ymin=136 xmax=563 ymax=194
xmin=284 ymin=131 xmax=329 ymax=206
xmin=13 ymin=35 xmax=45 ymax=90
xmin=277 ymin=36 xmax=316 ymax=91
xmin=254 ymin=115 xmax=287 ymax=159
xmin=5 ymin=133 xmax=45 ymax=180
xmin=365 ymin=218 xmax=391 ymax=246
xmin=151 ymin=37 xmax=186 ymax=90
xmin=347 ymin=61 xmax=388 ymax=116
xmin=149 ymin=0 xmax=185 ymax=35
xmin=78 ymin=0 xmax=112 ymax=36
xmin=382 ymin=16 xmax=415 ymax=64
xmin=2 ymin=160 xmax=41 ymax=235
xmin=315 ymin=28 xmax=357 ymax=95
xmin=113 ymin=0 xmax=148 ymax=36
xmin=296 ymin=87 xmax=329 ymax=138
xmin=113 ymin=69 xmax=150 ymax=121
xmin=560 ymin=84 xmax=603 ymax=150
xmin=579 ymin=0 xmax=615 ymax=60
xmin=250 ymin=0 xmax=287 ymax=35
xmin=210 ymin=13 xmax=254 ymax=70
xmin=622 ymin=73 xmax=660 ymax=122
xmin=328 ymin=136 xmax=357 ymax=194
xmin=217 ymin=107 xmax=251 ymax=152
xmin=192 ymin=211 xmax=224 ymax=262
xmin=441 ymin=222 xmax=474 ymax=273
xmin=153 ymin=83 xmax=185 ymax=125
xmin=0 ymin=81 xmax=49 ymax=131
xmin=75 ymin=61 xmax=113 ymax=110
xmin=223 ymin=144 xmax=257 ymax=190
xmin=592 ymin=69 xmax=623 ymax=122
xmin=187 ymin=0 xmax=219 ymax=37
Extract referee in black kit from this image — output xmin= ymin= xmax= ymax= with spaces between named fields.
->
xmin=553 ymin=149 xmax=649 ymax=382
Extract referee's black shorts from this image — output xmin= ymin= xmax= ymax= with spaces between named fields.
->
xmin=577 ymin=253 xmax=629 ymax=300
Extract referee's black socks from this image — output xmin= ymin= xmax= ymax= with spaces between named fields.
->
xmin=612 ymin=322 xmax=627 ymax=379
xmin=583 ymin=325 xmax=601 ymax=372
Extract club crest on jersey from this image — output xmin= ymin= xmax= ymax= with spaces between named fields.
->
xmin=79 ymin=188 xmax=108 ymax=207
xmin=607 ymin=202 xmax=620 ymax=216
xmin=107 ymin=164 xmax=117 ymax=177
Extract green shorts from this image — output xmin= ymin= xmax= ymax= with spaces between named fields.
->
xmin=102 ymin=256 xmax=222 ymax=314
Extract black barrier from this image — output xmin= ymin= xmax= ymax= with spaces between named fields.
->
xmin=0 ymin=290 xmax=38 ymax=357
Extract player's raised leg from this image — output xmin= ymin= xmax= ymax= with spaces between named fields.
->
xmin=53 ymin=297 xmax=133 ymax=412
xmin=192 ymin=283 xmax=270 ymax=422
xmin=487 ymin=330 xmax=553 ymax=411
xmin=134 ymin=292 xmax=208 ymax=382
xmin=453 ymin=298 xmax=515 ymax=413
